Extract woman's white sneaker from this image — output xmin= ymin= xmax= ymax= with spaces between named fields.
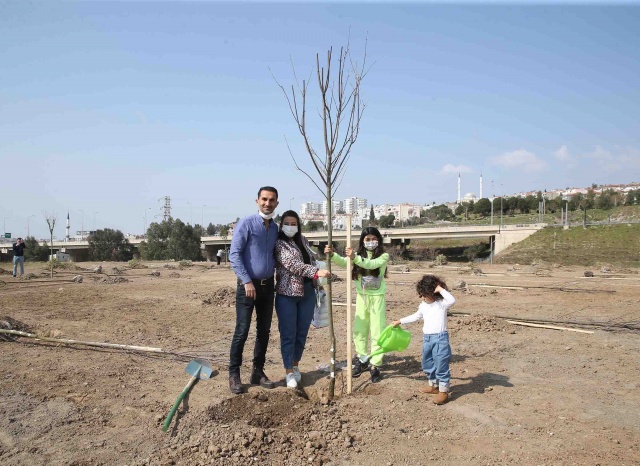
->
xmin=286 ymin=373 xmax=298 ymax=389
xmin=292 ymin=366 xmax=302 ymax=383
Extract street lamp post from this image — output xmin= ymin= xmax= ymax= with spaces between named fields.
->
xmin=27 ymin=215 xmax=36 ymax=237
xmin=290 ymin=197 xmax=294 ymax=210
xmin=500 ymin=184 xmax=504 ymax=228
xmin=490 ymin=180 xmax=494 ymax=226
xmin=490 ymin=198 xmax=494 ymax=226
xmin=144 ymin=207 xmax=152 ymax=234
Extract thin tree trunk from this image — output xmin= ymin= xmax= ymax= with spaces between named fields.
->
xmin=325 ymin=181 xmax=336 ymax=398
xmin=50 ymin=234 xmax=54 ymax=278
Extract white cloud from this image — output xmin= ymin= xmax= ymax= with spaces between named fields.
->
xmin=554 ymin=145 xmax=572 ymax=162
xmin=441 ymin=164 xmax=472 ymax=175
xmin=590 ymin=145 xmax=612 ymax=160
xmin=490 ymin=149 xmax=548 ymax=172
xmin=585 ymin=145 xmax=640 ymax=173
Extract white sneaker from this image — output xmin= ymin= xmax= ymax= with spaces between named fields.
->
xmin=286 ymin=373 xmax=298 ymax=389
xmin=292 ymin=366 xmax=302 ymax=383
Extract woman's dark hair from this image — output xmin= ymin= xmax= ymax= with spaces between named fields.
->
xmin=278 ymin=210 xmax=310 ymax=264
xmin=352 ymin=226 xmax=387 ymax=281
xmin=416 ymin=275 xmax=448 ymax=301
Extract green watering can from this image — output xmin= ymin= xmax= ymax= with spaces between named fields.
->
xmin=359 ymin=324 xmax=412 ymax=365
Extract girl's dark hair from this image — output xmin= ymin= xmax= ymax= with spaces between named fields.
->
xmin=278 ymin=210 xmax=310 ymax=264
xmin=352 ymin=226 xmax=387 ymax=281
xmin=416 ymin=275 xmax=448 ymax=301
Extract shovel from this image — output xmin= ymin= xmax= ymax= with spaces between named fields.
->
xmin=162 ymin=359 xmax=213 ymax=432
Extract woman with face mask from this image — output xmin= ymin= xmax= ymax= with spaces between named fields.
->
xmin=325 ymin=226 xmax=389 ymax=383
xmin=275 ymin=210 xmax=331 ymax=389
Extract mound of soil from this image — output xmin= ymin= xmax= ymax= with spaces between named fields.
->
xmin=450 ymin=314 xmax=510 ymax=333
xmin=201 ymin=287 xmax=236 ymax=307
xmin=149 ymin=391 xmax=362 ymax=465
xmin=0 ymin=317 xmax=32 ymax=341
xmin=93 ymin=276 xmax=129 ymax=284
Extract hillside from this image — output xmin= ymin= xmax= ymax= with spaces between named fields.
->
xmin=495 ymin=223 xmax=640 ymax=267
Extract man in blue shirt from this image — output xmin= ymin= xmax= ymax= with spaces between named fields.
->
xmin=228 ymin=186 xmax=279 ymax=394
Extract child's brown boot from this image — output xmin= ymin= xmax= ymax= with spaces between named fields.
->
xmin=418 ymin=385 xmax=439 ymax=394
xmin=433 ymin=392 xmax=449 ymax=405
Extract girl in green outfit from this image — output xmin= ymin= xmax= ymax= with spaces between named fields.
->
xmin=325 ymin=227 xmax=389 ymax=383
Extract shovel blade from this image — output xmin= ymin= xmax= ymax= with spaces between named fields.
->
xmin=185 ymin=359 xmax=213 ymax=380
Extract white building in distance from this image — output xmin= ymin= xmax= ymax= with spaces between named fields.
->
xmin=344 ymin=196 xmax=367 ymax=214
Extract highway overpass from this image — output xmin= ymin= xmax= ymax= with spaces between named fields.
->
xmin=0 ymin=224 xmax=545 ymax=262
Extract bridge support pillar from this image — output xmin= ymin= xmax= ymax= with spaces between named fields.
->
xmin=202 ymin=245 xmax=215 ymax=262
xmin=390 ymin=238 xmax=410 ymax=250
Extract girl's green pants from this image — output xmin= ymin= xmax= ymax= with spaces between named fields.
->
xmin=353 ymin=293 xmax=386 ymax=367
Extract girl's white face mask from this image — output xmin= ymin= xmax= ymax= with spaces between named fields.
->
xmin=364 ymin=241 xmax=378 ymax=250
xmin=282 ymin=225 xmax=297 ymax=238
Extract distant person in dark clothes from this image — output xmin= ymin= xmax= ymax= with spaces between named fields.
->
xmin=12 ymin=237 xmax=26 ymax=277
xmin=216 ymin=249 xmax=223 ymax=265
xmin=228 ymin=186 xmax=279 ymax=395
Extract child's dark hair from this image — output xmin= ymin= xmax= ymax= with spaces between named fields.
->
xmin=352 ymin=227 xmax=387 ymax=281
xmin=416 ymin=275 xmax=448 ymax=301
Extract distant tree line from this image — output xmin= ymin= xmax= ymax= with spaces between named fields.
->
xmin=454 ymin=188 xmax=640 ymax=220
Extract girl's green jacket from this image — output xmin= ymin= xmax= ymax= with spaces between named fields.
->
xmin=329 ymin=251 xmax=390 ymax=296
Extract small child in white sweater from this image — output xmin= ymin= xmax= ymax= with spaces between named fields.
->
xmin=392 ymin=275 xmax=456 ymax=405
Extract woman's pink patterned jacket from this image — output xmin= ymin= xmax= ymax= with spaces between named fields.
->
xmin=275 ymin=236 xmax=319 ymax=297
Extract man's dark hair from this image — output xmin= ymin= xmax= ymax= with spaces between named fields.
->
xmin=257 ymin=186 xmax=278 ymax=199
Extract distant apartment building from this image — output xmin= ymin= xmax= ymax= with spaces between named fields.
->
xmin=300 ymin=202 xmax=322 ymax=216
xmin=344 ymin=196 xmax=367 ymax=214
xmin=333 ymin=214 xmax=363 ymax=230
xmin=321 ymin=199 xmax=344 ymax=215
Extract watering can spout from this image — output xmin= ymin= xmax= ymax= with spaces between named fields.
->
xmin=360 ymin=325 xmax=412 ymax=363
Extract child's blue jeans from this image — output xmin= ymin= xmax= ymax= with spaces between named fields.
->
xmin=422 ymin=332 xmax=452 ymax=392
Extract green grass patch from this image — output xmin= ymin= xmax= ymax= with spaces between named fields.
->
xmin=496 ymin=223 xmax=640 ymax=267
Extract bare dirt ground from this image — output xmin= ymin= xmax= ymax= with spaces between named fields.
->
xmin=1 ymin=261 xmax=639 ymax=465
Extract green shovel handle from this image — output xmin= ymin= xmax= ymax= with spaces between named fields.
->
xmin=162 ymin=375 xmax=198 ymax=432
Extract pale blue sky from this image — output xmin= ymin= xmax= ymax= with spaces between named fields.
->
xmin=1 ymin=1 xmax=639 ymax=239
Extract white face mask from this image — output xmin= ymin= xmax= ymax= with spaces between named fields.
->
xmin=258 ymin=211 xmax=274 ymax=220
xmin=364 ymin=241 xmax=378 ymax=250
xmin=282 ymin=225 xmax=297 ymax=238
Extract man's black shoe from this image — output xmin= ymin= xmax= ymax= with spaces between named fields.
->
xmin=250 ymin=369 xmax=275 ymax=389
xmin=351 ymin=356 xmax=369 ymax=378
xmin=370 ymin=366 xmax=382 ymax=383
xmin=229 ymin=374 xmax=243 ymax=395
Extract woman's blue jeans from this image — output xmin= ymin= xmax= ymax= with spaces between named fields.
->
xmin=422 ymin=332 xmax=452 ymax=392
xmin=275 ymin=281 xmax=316 ymax=369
